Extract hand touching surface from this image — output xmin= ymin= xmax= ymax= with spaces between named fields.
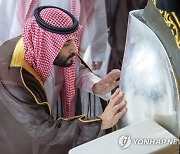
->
xmin=99 ymin=88 xmax=127 ymax=130
xmin=92 ymin=69 xmax=120 ymax=95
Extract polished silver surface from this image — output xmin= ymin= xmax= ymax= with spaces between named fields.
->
xmin=119 ymin=10 xmax=179 ymax=138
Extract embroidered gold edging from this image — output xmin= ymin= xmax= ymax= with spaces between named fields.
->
xmin=172 ymin=12 xmax=180 ymax=48
xmin=10 ymin=37 xmax=44 ymax=87
xmin=23 ymin=60 xmax=43 ymax=87
xmin=152 ymin=0 xmax=156 ymax=5
xmin=10 ymin=38 xmax=24 ymax=67
xmin=160 ymin=11 xmax=180 ymax=49
xmin=79 ymin=116 xmax=101 ymax=123
xmin=58 ymin=115 xmax=101 ymax=122
xmin=57 ymin=115 xmax=85 ymax=121
xmin=152 ymin=0 xmax=180 ymax=49
xmin=58 ymin=114 xmax=102 ymax=122
xmin=172 ymin=12 xmax=180 ymax=27
xmin=10 ymin=37 xmax=51 ymax=116
xmin=20 ymin=67 xmax=52 ymax=115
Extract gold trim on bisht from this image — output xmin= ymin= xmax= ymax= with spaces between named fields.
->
xmin=58 ymin=115 xmax=102 ymax=123
xmin=152 ymin=0 xmax=180 ymax=49
xmin=10 ymin=38 xmax=25 ymax=67
xmin=10 ymin=37 xmax=52 ymax=116
xmin=10 ymin=38 xmax=43 ymax=86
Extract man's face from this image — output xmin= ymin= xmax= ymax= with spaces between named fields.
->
xmin=53 ymin=39 xmax=77 ymax=67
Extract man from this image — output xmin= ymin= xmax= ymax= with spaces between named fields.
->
xmin=0 ymin=0 xmax=109 ymax=118
xmin=105 ymin=0 xmax=148 ymax=72
xmin=0 ymin=6 xmax=127 ymax=154
xmin=79 ymin=0 xmax=108 ymax=72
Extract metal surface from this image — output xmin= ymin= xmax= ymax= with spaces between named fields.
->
xmin=119 ymin=10 xmax=179 ymax=138
xmin=69 ymin=119 xmax=179 ymax=154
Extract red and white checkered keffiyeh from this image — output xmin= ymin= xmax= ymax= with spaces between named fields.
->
xmin=70 ymin=0 xmax=81 ymax=20
xmin=17 ymin=0 xmax=38 ymax=28
xmin=22 ymin=7 xmax=81 ymax=118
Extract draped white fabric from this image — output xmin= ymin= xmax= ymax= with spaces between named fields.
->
xmin=0 ymin=0 xmax=21 ymax=45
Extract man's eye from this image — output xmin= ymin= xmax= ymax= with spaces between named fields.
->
xmin=64 ymin=42 xmax=69 ymax=46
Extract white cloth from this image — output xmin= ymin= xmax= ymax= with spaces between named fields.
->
xmin=39 ymin=0 xmax=70 ymax=11
xmin=0 ymin=0 xmax=21 ymax=45
xmin=79 ymin=0 xmax=108 ymax=62
xmin=90 ymin=0 xmax=108 ymax=62
xmin=0 ymin=0 xmax=76 ymax=45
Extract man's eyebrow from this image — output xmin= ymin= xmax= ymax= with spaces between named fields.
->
xmin=66 ymin=39 xmax=72 ymax=42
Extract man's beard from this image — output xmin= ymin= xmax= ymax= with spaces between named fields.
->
xmin=53 ymin=53 xmax=75 ymax=67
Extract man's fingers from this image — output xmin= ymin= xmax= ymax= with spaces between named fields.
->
xmin=113 ymin=100 xmax=126 ymax=114
xmin=115 ymin=81 xmax=120 ymax=87
xmin=103 ymin=69 xmax=120 ymax=83
xmin=115 ymin=107 xmax=127 ymax=120
xmin=110 ymin=88 xmax=121 ymax=101
xmin=109 ymin=69 xmax=121 ymax=76
xmin=110 ymin=80 xmax=120 ymax=90
xmin=110 ymin=90 xmax=124 ymax=106
xmin=108 ymin=69 xmax=121 ymax=79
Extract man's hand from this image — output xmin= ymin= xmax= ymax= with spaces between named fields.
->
xmin=92 ymin=69 xmax=120 ymax=95
xmin=99 ymin=88 xmax=127 ymax=130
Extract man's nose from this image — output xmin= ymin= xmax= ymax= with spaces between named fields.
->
xmin=71 ymin=40 xmax=78 ymax=53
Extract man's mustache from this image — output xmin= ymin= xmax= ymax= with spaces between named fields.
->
xmin=67 ymin=53 xmax=76 ymax=60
